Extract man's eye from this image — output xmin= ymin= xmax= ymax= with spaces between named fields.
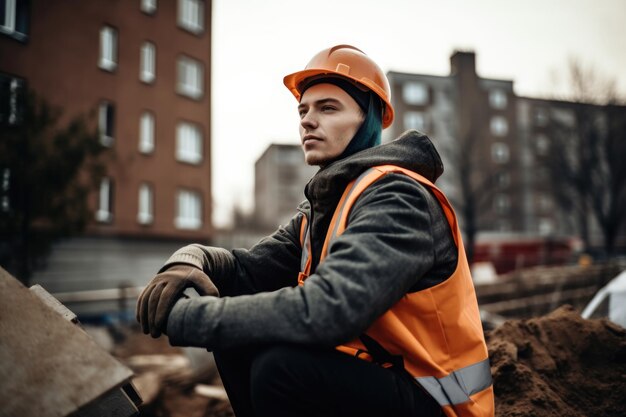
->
xmin=321 ymin=106 xmax=336 ymax=112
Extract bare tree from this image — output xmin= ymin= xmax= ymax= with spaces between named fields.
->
xmin=445 ymin=119 xmax=492 ymax=263
xmin=441 ymin=95 xmax=519 ymax=264
xmin=588 ymin=103 xmax=626 ymax=255
xmin=0 ymin=89 xmax=107 ymax=284
xmin=542 ymin=59 xmax=626 ymax=256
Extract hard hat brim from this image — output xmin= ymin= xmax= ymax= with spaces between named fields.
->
xmin=283 ymin=69 xmax=394 ymax=129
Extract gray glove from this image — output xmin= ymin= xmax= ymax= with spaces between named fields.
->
xmin=136 ymin=264 xmax=219 ymax=337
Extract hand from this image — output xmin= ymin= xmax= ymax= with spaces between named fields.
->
xmin=136 ymin=264 xmax=219 ymax=338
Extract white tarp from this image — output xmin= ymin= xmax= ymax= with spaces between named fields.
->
xmin=581 ymin=270 xmax=626 ymax=327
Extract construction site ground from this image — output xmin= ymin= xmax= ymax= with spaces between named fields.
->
xmin=106 ymin=264 xmax=626 ymax=417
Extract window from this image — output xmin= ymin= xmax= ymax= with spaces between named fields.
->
xmin=99 ymin=101 xmax=115 ymax=146
xmin=0 ymin=0 xmax=16 ymax=32
xmin=139 ymin=42 xmax=156 ymax=83
xmin=534 ymin=107 xmax=548 ymax=126
xmin=494 ymin=193 xmax=510 ymax=214
xmin=137 ymin=183 xmax=154 ymax=225
xmin=175 ymin=189 xmax=202 ymax=229
xmin=275 ymin=147 xmax=303 ymax=165
xmin=178 ymin=0 xmax=204 ymax=34
xmin=278 ymin=165 xmax=298 ymax=181
xmin=490 ymin=116 xmax=508 ymax=137
xmin=536 ymin=167 xmax=549 ymax=182
xmin=402 ymin=82 xmax=428 ymax=105
xmin=538 ymin=194 xmax=552 ymax=211
xmin=489 ymin=89 xmax=507 ymax=109
xmin=535 ymin=134 xmax=550 ymax=156
xmin=139 ymin=111 xmax=155 ymax=153
xmin=491 ymin=142 xmax=509 ymax=164
xmin=594 ymin=112 xmax=608 ymax=132
xmin=99 ymin=26 xmax=117 ymax=71
xmin=141 ymin=0 xmax=157 ymax=14
xmin=177 ymin=56 xmax=204 ymax=99
xmin=553 ymin=108 xmax=575 ymax=127
xmin=538 ymin=218 xmax=554 ymax=235
xmin=0 ymin=73 xmax=24 ymax=126
xmin=0 ymin=0 xmax=29 ymax=41
xmin=176 ymin=121 xmax=203 ymax=164
xmin=498 ymin=220 xmax=511 ymax=232
xmin=1 ymin=168 xmax=9 ymax=212
xmin=403 ymin=111 xmax=427 ymax=132
xmin=496 ymin=171 xmax=510 ymax=188
xmin=95 ymin=177 xmax=114 ymax=223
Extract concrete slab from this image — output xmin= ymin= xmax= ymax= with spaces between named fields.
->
xmin=0 ymin=267 xmax=136 ymax=417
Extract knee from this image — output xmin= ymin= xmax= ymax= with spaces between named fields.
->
xmin=249 ymin=345 xmax=311 ymax=411
xmin=250 ymin=345 xmax=299 ymax=389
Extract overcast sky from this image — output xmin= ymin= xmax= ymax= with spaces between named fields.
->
xmin=210 ymin=0 xmax=626 ymax=227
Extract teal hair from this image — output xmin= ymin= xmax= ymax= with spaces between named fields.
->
xmin=336 ymin=93 xmax=383 ymax=160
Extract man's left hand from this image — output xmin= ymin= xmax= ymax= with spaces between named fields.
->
xmin=136 ymin=265 xmax=219 ymax=338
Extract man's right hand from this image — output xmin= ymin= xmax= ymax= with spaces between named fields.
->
xmin=136 ymin=265 xmax=219 ymax=338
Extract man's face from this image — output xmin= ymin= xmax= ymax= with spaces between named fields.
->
xmin=298 ymin=83 xmax=364 ymax=167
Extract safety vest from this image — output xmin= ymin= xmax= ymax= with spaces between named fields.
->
xmin=298 ymin=165 xmax=494 ymax=417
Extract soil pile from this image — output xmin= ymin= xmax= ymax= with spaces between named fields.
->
xmin=487 ymin=305 xmax=626 ymax=416
xmin=112 ymin=306 xmax=626 ymax=417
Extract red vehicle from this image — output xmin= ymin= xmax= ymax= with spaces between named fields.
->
xmin=472 ymin=233 xmax=579 ymax=275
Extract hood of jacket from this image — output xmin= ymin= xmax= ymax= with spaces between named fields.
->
xmin=305 ymin=129 xmax=444 ymax=203
xmin=301 ymin=129 xmax=444 ymax=273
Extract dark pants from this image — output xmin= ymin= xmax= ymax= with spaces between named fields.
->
xmin=214 ymin=344 xmax=442 ymax=417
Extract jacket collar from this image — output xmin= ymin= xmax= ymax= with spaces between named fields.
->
xmin=305 ymin=130 xmax=444 ymax=203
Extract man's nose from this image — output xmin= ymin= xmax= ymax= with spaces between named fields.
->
xmin=300 ymin=111 xmax=317 ymax=130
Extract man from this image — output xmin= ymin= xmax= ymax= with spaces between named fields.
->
xmin=137 ymin=45 xmax=494 ymax=417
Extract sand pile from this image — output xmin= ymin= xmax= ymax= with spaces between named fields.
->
xmin=487 ymin=305 xmax=626 ymax=417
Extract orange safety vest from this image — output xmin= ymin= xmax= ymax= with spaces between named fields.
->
xmin=298 ymin=165 xmax=494 ymax=417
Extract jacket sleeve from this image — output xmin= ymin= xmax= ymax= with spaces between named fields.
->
xmin=161 ymin=209 xmax=306 ymax=296
xmin=167 ymin=174 xmax=453 ymax=350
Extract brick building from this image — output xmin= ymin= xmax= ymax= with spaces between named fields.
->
xmin=0 ymin=0 xmax=212 ymax=298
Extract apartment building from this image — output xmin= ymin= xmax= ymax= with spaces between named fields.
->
xmin=0 ymin=0 xmax=212 ymax=296
xmin=212 ymin=143 xmax=316 ymax=251
xmin=387 ymin=51 xmax=523 ymax=235
xmin=516 ymin=96 xmax=623 ymax=244
xmin=386 ymin=51 xmax=626 ymax=256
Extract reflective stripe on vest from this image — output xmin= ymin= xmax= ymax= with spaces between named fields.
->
xmin=416 ymin=358 xmax=492 ymax=407
xmin=299 ymin=215 xmax=310 ymax=273
xmin=298 ymin=165 xmax=494 ymax=416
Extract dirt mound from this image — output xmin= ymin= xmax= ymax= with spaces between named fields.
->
xmin=111 ymin=311 xmax=626 ymax=417
xmin=487 ymin=305 xmax=626 ymax=416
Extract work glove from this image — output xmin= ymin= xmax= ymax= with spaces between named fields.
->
xmin=136 ymin=264 xmax=219 ymax=338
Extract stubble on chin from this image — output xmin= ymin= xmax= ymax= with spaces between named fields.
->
xmin=304 ymin=153 xmax=322 ymax=167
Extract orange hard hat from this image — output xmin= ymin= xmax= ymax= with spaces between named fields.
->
xmin=283 ymin=45 xmax=394 ymax=129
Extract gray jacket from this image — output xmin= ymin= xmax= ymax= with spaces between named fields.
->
xmin=165 ymin=130 xmax=458 ymax=350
